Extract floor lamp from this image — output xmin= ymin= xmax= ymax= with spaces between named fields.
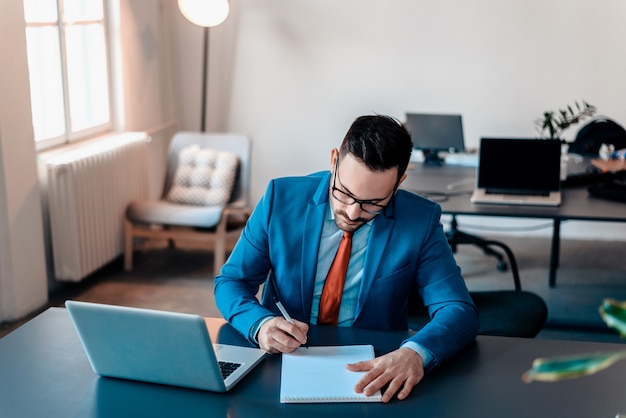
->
xmin=178 ymin=0 xmax=230 ymax=132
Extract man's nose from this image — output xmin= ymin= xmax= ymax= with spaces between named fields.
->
xmin=345 ymin=202 xmax=363 ymax=220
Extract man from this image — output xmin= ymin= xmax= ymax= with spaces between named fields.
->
xmin=215 ymin=115 xmax=479 ymax=402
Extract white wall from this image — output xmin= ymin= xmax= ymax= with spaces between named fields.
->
xmin=118 ymin=0 xmax=179 ymax=198
xmin=0 ymin=2 xmax=48 ymax=321
xmin=176 ymin=0 xmax=626 ymax=240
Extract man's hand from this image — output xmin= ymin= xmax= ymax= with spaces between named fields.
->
xmin=257 ymin=317 xmax=309 ymax=354
xmin=346 ymin=347 xmax=425 ymax=403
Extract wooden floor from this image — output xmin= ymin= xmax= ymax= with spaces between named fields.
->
xmin=2 ymin=236 xmax=626 ymax=343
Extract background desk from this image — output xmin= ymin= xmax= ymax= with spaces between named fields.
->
xmin=2 ymin=308 xmax=626 ymax=417
xmin=403 ymin=163 xmax=626 ymax=287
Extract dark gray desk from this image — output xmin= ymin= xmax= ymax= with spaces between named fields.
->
xmin=2 ymin=308 xmax=626 ymax=417
xmin=403 ymin=162 xmax=626 ymax=287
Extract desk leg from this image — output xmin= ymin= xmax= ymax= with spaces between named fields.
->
xmin=549 ymin=219 xmax=561 ymax=287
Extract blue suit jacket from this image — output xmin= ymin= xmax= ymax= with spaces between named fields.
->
xmin=215 ymin=171 xmax=479 ymax=368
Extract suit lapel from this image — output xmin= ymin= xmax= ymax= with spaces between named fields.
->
xmin=300 ymin=174 xmax=330 ymax=322
xmin=354 ymin=202 xmax=395 ymax=320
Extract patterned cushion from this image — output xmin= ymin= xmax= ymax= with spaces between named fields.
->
xmin=166 ymin=145 xmax=239 ymax=206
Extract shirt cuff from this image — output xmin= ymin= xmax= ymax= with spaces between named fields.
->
xmin=401 ymin=341 xmax=435 ymax=371
xmin=250 ymin=316 xmax=275 ymax=345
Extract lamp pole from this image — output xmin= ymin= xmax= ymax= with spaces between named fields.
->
xmin=201 ymin=26 xmax=209 ymax=132
xmin=178 ymin=0 xmax=230 ymax=132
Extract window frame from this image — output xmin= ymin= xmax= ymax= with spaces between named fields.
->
xmin=24 ymin=0 xmax=115 ymax=151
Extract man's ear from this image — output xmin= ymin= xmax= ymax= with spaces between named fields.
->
xmin=330 ymin=148 xmax=339 ymax=171
xmin=396 ymin=173 xmax=408 ymax=190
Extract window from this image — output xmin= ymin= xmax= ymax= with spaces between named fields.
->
xmin=23 ymin=0 xmax=112 ymax=150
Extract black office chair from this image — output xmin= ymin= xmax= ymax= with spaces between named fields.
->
xmin=447 ymin=215 xmax=509 ymax=272
xmin=407 ymin=240 xmax=548 ymax=338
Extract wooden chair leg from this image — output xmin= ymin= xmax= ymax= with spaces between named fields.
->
xmin=214 ymin=236 xmax=225 ymax=277
xmin=124 ymin=218 xmax=133 ymax=271
xmin=213 ymin=214 xmax=229 ymax=276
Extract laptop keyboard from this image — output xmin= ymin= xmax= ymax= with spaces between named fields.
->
xmin=219 ymin=361 xmax=242 ymax=379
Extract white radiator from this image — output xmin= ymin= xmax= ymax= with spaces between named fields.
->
xmin=46 ymin=132 xmax=150 ymax=281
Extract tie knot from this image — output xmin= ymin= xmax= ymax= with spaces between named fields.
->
xmin=343 ymin=231 xmax=353 ymax=239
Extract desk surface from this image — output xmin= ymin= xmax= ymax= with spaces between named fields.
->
xmin=404 ymin=162 xmax=626 ymax=222
xmin=2 ymin=308 xmax=626 ymax=418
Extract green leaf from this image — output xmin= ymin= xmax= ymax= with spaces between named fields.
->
xmin=600 ymin=298 xmax=626 ymax=337
xmin=536 ymin=100 xmax=596 ymax=139
xmin=522 ymin=297 xmax=626 ymax=383
xmin=522 ymin=350 xmax=626 ymax=383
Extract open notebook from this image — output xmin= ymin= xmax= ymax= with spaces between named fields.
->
xmin=280 ymin=345 xmax=382 ymax=403
xmin=65 ymin=300 xmax=266 ymax=392
xmin=471 ymin=137 xmax=562 ymax=206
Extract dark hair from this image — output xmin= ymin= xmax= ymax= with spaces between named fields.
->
xmin=339 ymin=115 xmax=414 ymax=183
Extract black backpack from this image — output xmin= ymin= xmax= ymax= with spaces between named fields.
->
xmin=569 ymin=118 xmax=626 ymax=156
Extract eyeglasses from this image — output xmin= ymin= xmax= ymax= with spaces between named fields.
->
xmin=330 ymin=159 xmax=397 ymax=215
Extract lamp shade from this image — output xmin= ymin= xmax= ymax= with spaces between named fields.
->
xmin=178 ymin=0 xmax=230 ymax=28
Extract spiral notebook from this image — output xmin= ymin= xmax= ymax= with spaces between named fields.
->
xmin=280 ymin=345 xmax=382 ymax=403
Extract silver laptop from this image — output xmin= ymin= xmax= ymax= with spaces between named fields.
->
xmin=65 ymin=300 xmax=266 ymax=392
xmin=471 ymin=137 xmax=562 ymax=206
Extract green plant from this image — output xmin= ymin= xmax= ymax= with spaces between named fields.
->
xmin=523 ymin=298 xmax=626 ymax=383
xmin=535 ymin=100 xmax=597 ymax=140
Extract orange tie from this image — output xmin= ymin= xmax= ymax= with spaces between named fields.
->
xmin=318 ymin=231 xmax=353 ymax=326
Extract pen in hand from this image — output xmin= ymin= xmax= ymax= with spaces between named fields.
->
xmin=274 ymin=296 xmax=295 ymax=324
xmin=273 ymin=296 xmax=308 ymax=348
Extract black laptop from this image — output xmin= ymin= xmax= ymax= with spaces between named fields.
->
xmin=471 ymin=137 xmax=562 ymax=206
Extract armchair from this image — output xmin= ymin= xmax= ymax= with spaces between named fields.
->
xmin=124 ymin=132 xmax=251 ymax=276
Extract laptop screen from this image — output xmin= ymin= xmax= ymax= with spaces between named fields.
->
xmin=477 ymin=138 xmax=562 ymax=193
